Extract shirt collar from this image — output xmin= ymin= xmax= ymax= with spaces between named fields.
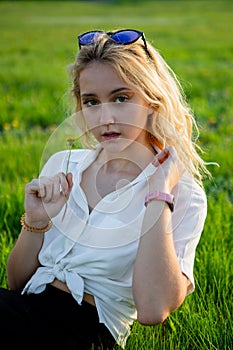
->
xmin=76 ymin=144 xmax=158 ymax=186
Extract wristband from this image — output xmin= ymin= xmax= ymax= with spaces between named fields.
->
xmin=20 ymin=213 xmax=52 ymax=234
xmin=145 ymin=191 xmax=174 ymax=212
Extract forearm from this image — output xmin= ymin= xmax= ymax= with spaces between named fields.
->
xmin=133 ymin=200 xmax=187 ymax=325
xmin=7 ymin=228 xmax=44 ymax=291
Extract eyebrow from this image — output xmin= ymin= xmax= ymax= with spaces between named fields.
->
xmin=81 ymin=87 xmax=132 ymax=98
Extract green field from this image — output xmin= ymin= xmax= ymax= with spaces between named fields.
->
xmin=0 ymin=1 xmax=232 ymax=349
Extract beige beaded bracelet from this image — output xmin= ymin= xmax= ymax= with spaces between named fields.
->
xmin=20 ymin=213 xmax=52 ymax=234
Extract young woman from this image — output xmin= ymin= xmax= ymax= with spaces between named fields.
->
xmin=0 ymin=29 xmax=210 ymax=349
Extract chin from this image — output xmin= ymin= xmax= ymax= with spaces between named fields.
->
xmin=101 ymin=140 xmax=132 ymax=153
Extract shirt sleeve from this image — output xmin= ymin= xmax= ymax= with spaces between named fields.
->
xmin=171 ymin=175 xmax=207 ymax=294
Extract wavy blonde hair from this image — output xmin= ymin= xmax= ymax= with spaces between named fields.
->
xmin=69 ymin=30 xmax=211 ymax=185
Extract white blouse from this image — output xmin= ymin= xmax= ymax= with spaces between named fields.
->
xmin=22 ymin=145 xmax=207 ymax=348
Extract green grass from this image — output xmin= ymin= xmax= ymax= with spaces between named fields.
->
xmin=0 ymin=1 xmax=232 ymax=349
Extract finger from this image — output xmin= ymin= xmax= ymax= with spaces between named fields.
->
xmin=58 ymin=172 xmax=69 ymax=196
xmin=38 ymin=184 xmax=46 ymax=198
xmin=158 ymin=148 xmax=169 ymax=163
xmin=152 ymin=157 xmax=160 ymax=167
xmin=26 ymin=179 xmax=46 ymax=198
xmin=152 ymin=148 xmax=170 ymax=167
xmin=66 ymin=172 xmax=73 ymax=190
xmin=39 ymin=178 xmax=54 ymax=203
xmin=51 ymin=174 xmax=63 ymax=202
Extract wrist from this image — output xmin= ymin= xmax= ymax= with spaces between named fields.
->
xmin=148 ymin=179 xmax=170 ymax=193
xmin=25 ymin=213 xmax=50 ymax=228
xmin=21 ymin=213 xmax=52 ymax=234
xmin=145 ymin=191 xmax=174 ymax=212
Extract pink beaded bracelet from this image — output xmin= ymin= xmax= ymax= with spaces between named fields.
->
xmin=145 ymin=191 xmax=174 ymax=212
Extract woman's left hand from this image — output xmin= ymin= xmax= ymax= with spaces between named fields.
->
xmin=150 ymin=146 xmax=185 ymax=192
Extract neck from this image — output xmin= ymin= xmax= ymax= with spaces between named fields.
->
xmin=97 ymin=141 xmax=156 ymax=175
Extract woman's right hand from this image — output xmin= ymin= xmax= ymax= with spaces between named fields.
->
xmin=24 ymin=172 xmax=73 ymax=227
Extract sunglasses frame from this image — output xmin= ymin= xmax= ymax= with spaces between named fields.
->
xmin=78 ymin=29 xmax=149 ymax=54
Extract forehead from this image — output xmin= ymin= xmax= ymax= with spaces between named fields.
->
xmin=79 ymin=61 xmax=128 ymax=92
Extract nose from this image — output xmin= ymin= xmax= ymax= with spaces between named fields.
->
xmin=99 ymin=103 xmax=115 ymax=126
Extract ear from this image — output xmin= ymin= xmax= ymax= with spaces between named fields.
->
xmin=147 ymin=104 xmax=154 ymax=116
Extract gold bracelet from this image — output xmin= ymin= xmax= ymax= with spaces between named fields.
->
xmin=20 ymin=213 xmax=52 ymax=234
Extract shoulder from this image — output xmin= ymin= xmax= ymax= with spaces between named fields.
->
xmin=172 ymin=172 xmax=207 ymax=222
xmin=40 ymin=149 xmax=91 ymax=176
xmin=174 ymin=172 xmax=207 ymax=204
xmin=171 ymin=173 xmax=208 ymax=254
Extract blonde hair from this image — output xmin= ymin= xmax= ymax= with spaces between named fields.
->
xmin=69 ymin=30 xmax=211 ymax=185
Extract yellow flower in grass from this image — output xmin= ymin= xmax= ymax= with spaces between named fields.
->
xmin=12 ymin=119 xmax=19 ymax=128
xmin=3 ymin=123 xmax=11 ymax=131
xmin=208 ymin=117 xmax=217 ymax=125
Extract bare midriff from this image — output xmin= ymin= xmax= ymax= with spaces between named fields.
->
xmin=50 ymin=278 xmax=96 ymax=306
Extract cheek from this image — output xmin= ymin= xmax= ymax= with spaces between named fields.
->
xmin=126 ymin=113 xmax=148 ymax=133
xmin=82 ymin=110 xmax=100 ymax=131
xmin=123 ymin=104 xmax=149 ymax=126
xmin=124 ymin=125 xmax=147 ymax=140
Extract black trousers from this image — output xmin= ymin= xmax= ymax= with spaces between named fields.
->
xmin=0 ymin=285 xmax=116 ymax=350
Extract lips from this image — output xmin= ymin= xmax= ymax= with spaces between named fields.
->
xmin=102 ymin=131 xmax=121 ymax=140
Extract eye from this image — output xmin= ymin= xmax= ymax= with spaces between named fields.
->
xmin=82 ymin=98 xmax=99 ymax=107
xmin=115 ymin=95 xmax=129 ymax=103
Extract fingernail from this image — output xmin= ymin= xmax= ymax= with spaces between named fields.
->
xmin=152 ymin=158 xmax=159 ymax=167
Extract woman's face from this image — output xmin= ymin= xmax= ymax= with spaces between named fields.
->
xmin=79 ymin=61 xmax=152 ymax=154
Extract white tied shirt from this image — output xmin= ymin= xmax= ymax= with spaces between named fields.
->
xmin=22 ymin=145 xmax=207 ymax=348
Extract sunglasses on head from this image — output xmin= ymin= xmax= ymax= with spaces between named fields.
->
xmin=78 ymin=29 xmax=149 ymax=53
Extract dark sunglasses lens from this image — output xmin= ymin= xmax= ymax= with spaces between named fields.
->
xmin=111 ymin=30 xmax=140 ymax=44
xmin=79 ymin=31 xmax=102 ymax=46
